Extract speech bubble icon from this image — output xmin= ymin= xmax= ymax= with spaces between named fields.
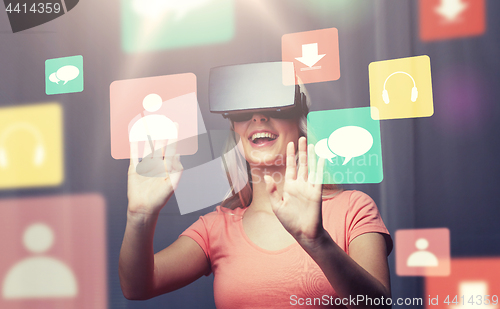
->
xmin=55 ymin=65 xmax=80 ymax=85
xmin=314 ymin=138 xmax=336 ymax=163
xmin=49 ymin=73 xmax=60 ymax=84
xmin=328 ymin=126 xmax=373 ymax=165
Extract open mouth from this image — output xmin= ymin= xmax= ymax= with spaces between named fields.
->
xmin=250 ymin=132 xmax=278 ymax=145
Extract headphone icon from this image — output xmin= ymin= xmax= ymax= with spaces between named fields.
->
xmin=0 ymin=123 xmax=45 ymax=169
xmin=382 ymin=71 xmax=418 ymax=104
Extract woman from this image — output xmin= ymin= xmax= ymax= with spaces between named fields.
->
xmin=119 ymin=67 xmax=392 ymax=308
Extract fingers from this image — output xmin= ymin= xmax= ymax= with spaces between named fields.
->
xmin=129 ymin=141 xmax=140 ymax=170
xmin=163 ymin=138 xmax=178 ymax=159
xmin=164 ymin=123 xmax=179 ymax=173
xmin=168 ymin=154 xmax=183 ymax=190
xmin=154 ymin=139 xmax=168 ymax=159
xmin=264 ymin=175 xmax=281 ymax=209
xmin=142 ymin=135 xmax=154 ymax=159
xmin=308 ymin=143 xmax=316 ymax=184
xmin=172 ymin=154 xmax=183 ymax=173
xmin=305 ymin=142 xmax=324 ymax=185
xmin=297 ymin=137 xmax=308 ymax=181
xmin=315 ymin=157 xmax=325 ymax=185
xmin=285 ymin=141 xmax=296 ymax=181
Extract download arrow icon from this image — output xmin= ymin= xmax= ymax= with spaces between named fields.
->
xmin=295 ymin=43 xmax=326 ymax=68
xmin=435 ymin=0 xmax=468 ymax=22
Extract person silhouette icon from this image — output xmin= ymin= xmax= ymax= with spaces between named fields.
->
xmin=2 ymin=223 xmax=78 ymax=299
xmin=406 ymin=238 xmax=439 ymax=267
xmin=128 ymin=93 xmax=178 ymax=153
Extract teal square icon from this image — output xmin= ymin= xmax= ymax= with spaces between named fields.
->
xmin=121 ymin=0 xmax=234 ymax=53
xmin=307 ymin=107 xmax=383 ymax=184
xmin=45 ymin=55 xmax=84 ymax=95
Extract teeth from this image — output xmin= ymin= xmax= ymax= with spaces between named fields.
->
xmin=251 ymin=132 xmax=277 ymax=141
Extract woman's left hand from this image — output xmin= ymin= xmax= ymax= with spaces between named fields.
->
xmin=264 ymin=136 xmax=326 ymax=245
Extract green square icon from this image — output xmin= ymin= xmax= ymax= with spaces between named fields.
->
xmin=45 ymin=55 xmax=84 ymax=95
xmin=121 ymin=0 xmax=234 ymax=53
xmin=307 ymin=107 xmax=383 ymax=184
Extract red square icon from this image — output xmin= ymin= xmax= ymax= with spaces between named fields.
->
xmin=395 ymin=228 xmax=450 ymax=276
xmin=420 ymin=0 xmax=486 ymax=42
xmin=425 ymin=258 xmax=500 ymax=309
xmin=0 ymin=194 xmax=107 ymax=309
xmin=282 ymin=28 xmax=340 ymax=84
xmin=110 ymin=73 xmax=198 ymax=159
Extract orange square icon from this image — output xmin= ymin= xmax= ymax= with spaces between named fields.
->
xmin=110 ymin=73 xmax=198 ymax=159
xmin=420 ymin=0 xmax=486 ymax=41
xmin=395 ymin=228 xmax=450 ymax=276
xmin=0 ymin=194 xmax=107 ymax=309
xmin=282 ymin=27 xmax=340 ymax=84
xmin=425 ymin=258 xmax=500 ymax=309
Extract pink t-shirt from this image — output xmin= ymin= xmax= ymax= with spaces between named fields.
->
xmin=180 ymin=190 xmax=392 ymax=308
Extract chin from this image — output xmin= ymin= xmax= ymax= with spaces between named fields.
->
xmin=245 ymin=150 xmax=285 ymax=167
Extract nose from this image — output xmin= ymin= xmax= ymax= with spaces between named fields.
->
xmin=252 ymin=113 xmax=269 ymax=123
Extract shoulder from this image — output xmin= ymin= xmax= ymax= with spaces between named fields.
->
xmin=193 ymin=205 xmax=245 ymax=232
xmin=322 ymin=190 xmax=377 ymax=214
xmin=326 ymin=190 xmax=393 ymax=254
xmin=325 ymin=190 xmax=383 ymax=223
xmin=180 ymin=206 xmax=246 ymax=259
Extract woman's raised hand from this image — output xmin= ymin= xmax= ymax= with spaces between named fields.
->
xmin=127 ymin=137 xmax=183 ymax=216
xmin=264 ymin=136 xmax=325 ymax=243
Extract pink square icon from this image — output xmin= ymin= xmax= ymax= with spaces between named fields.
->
xmin=110 ymin=73 xmax=198 ymax=159
xmin=395 ymin=228 xmax=450 ymax=276
xmin=282 ymin=27 xmax=340 ymax=84
xmin=426 ymin=258 xmax=500 ymax=309
xmin=0 ymin=194 xmax=107 ymax=309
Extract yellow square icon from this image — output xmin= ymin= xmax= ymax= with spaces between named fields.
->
xmin=0 ymin=103 xmax=63 ymax=189
xmin=369 ymin=55 xmax=433 ymax=120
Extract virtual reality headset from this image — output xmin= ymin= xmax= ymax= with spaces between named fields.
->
xmin=209 ymin=62 xmax=308 ymax=122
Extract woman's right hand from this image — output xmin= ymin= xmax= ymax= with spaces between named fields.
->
xmin=127 ymin=138 xmax=183 ymax=216
xmin=121 ymin=136 xmax=206 ymax=301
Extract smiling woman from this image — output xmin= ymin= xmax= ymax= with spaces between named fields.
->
xmin=237 ymin=114 xmax=298 ymax=167
xmin=119 ymin=62 xmax=393 ymax=308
